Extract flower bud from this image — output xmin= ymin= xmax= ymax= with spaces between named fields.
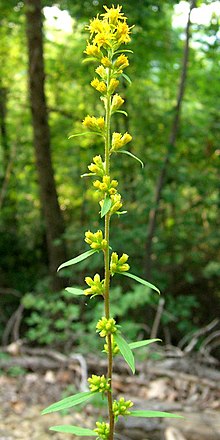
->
xmin=88 ymin=375 xmax=110 ymax=393
xmin=111 ymin=94 xmax=124 ymax=111
xmin=96 ymin=317 xmax=117 ymax=337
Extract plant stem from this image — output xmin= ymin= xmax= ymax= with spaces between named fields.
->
xmin=104 ymin=65 xmax=114 ymax=439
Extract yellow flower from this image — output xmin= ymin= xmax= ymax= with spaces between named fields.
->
xmin=93 ymin=32 xmax=112 ymax=49
xmin=82 ymin=115 xmax=105 ymax=132
xmin=84 ymin=43 xmax=102 ymax=58
xmin=111 ymin=132 xmax=132 ymax=151
xmin=88 ymin=17 xmax=107 ymax=35
xmin=101 ymin=56 xmax=112 ymax=67
xmin=110 ymin=252 xmax=130 ymax=275
xmin=91 ymin=78 xmax=107 ymax=94
xmin=115 ymin=54 xmax=129 ymax=69
xmin=95 ymin=65 xmax=107 ymax=79
xmin=115 ymin=21 xmax=131 ymax=44
xmin=111 ymin=94 xmax=124 ymax=111
xmin=110 ymin=193 xmax=123 ymax=214
xmin=109 ymin=78 xmax=119 ymax=94
xmin=101 ymin=5 xmax=125 ymax=25
xmin=88 ymin=155 xmax=105 ymax=176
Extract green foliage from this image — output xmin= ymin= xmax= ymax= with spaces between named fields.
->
xmin=49 ymin=425 xmax=96 ymax=435
xmin=22 ymin=289 xmax=80 ymax=346
xmin=114 ymin=333 xmax=135 ymax=374
xmin=42 ymin=391 xmax=95 ymax=414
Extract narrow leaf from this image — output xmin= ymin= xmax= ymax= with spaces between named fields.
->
xmin=82 ymin=57 xmax=98 ymax=64
xmin=121 ymin=272 xmax=160 ymax=294
xmin=49 ymin=425 xmax=97 ymax=435
xmin=57 ymin=250 xmax=96 ymax=272
xmin=117 ymin=150 xmax=144 ymax=168
xmin=130 ymin=410 xmax=184 ymax=419
xmin=101 ymin=196 xmax=112 ymax=218
xmin=65 ymin=287 xmax=85 ymax=296
xmin=114 ymin=49 xmax=134 ymax=55
xmin=121 ymin=73 xmax=132 ymax=85
xmin=81 ymin=173 xmax=96 ymax=178
xmin=115 ymin=110 xmax=128 ymax=117
xmin=68 ymin=132 xmax=103 ymax=139
xmin=41 ymin=391 xmax=94 ymax=415
xmin=114 ymin=333 xmax=135 ymax=374
xmin=129 ymin=339 xmax=161 ymax=350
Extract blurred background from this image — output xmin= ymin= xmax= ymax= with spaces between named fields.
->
xmin=0 ymin=0 xmax=219 ymax=358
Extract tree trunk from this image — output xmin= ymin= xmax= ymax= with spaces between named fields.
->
xmin=0 ymin=83 xmax=9 ymax=172
xmin=145 ymin=0 xmax=196 ymax=278
xmin=25 ymin=0 xmax=67 ymax=290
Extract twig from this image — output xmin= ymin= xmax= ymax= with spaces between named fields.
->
xmin=150 ymin=297 xmax=165 ymax=339
xmin=182 ymin=319 xmax=219 ymax=353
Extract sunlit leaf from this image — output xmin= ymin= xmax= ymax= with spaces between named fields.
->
xmin=68 ymin=132 xmax=103 ymax=139
xmin=115 ymin=110 xmax=128 ymax=117
xmin=41 ymin=391 xmax=94 ymax=415
xmin=65 ymin=287 xmax=85 ymax=296
xmin=130 ymin=410 xmax=184 ymax=419
xmin=114 ymin=49 xmax=133 ymax=55
xmin=57 ymin=250 xmax=97 ymax=272
xmin=117 ymin=150 xmax=144 ymax=168
xmin=101 ymin=196 xmax=112 ymax=218
xmin=120 ymin=272 xmax=160 ymax=294
xmin=49 ymin=425 xmax=97 ymax=435
xmin=81 ymin=173 xmax=96 ymax=178
xmin=121 ymin=73 xmax=132 ymax=85
xmin=129 ymin=338 xmax=161 ymax=350
xmin=114 ymin=333 xmax=135 ymax=374
xmin=82 ymin=57 xmax=98 ymax=64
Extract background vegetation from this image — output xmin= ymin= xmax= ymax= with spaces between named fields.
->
xmin=0 ymin=0 xmax=219 ymax=355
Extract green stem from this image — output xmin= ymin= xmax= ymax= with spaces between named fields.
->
xmin=104 ymin=65 xmax=115 ymax=439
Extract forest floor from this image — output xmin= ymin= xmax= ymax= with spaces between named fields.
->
xmin=0 ymin=349 xmax=220 ymax=440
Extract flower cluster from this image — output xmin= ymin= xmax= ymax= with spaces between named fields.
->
xmin=111 ymin=93 xmax=124 ymax=111
xmin=88 ymin=155 xmax=105 ymax=177
xmin=85 ymin=230 xmax=107 ymax=251
xmin=103 ymin=335 xmax=119 ymax=356
xmin=82 ymin=115 xmax=105 ymax=132
xmin=93 ymin=175 xmax=118 ymax=196
xmin=94 ymin=421 xmax=110 ymax=440
xmin=111 ymin=132 xmax=132 ymax=152
xmin=84 ymin=274 xmax=105 ymax=297
xmin=113 ymin=397 xmax=133 ymax=418
xmin=88 ymin=374 xmax=111 ymax=393
xmin=110 ymin=252 xmax=130 ymax=275
xmin=96 ymin=317 xmax=117 ymax=337
xmin=85 ymin=5 xmax=132 ymax=54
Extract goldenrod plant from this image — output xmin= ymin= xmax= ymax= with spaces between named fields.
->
xmin=42 ymin=5 xmax=183 ymax=439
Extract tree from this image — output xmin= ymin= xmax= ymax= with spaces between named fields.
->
xmin=25 ymin=0 xmax=67 ymax=290
xmin=145 ymin=0 xmax=196 ymax=278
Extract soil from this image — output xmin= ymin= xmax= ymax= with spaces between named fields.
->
xmin=0 ymin=355 xmax=219 ymax=440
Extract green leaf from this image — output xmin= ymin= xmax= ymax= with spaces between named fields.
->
xmin=41 ymin=391 xmax=94 ymax=415
xmin=117 ymin=150 xmax=144 ymax=168
xmin=65 ymin=287 xmax=85 ymax=296
xmin=82 ymin=57 xmax=98 ymax=64
xmin=114 ymin=333 xmax=135 ymax=374
xmin=115 ymin=110 xmax=128 ymax=117
xmin=120 ymin=272 xmax=160 ymax=294
xmin=101 ymin=196 xmax=112 ymax=218
xmin=68 ymin=132 xmax=103 ymax=139
xmin=49 ymin=425 xmax=97 ymax=436
xmin=57 ymin=250 xmax=97 ymax=272
xmin=129 ymin=339 xmax=161 ymax=350
xmin=121 ymin=73 xmax=132 ymax=85
xmin=116 ymin=210 xmax=127 ymax=216
xmin=130 ymin=410 xmax=184 ymax=419
xmin=114 ymin=49 xmax=134 ymax=55
xmin=81 ymin=173 xmax=96 ymax=178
